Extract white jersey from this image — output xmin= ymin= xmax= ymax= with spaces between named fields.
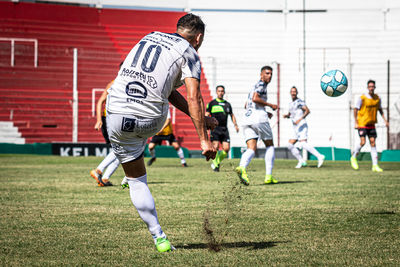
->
xmin=106 ymin=31 xmax=201 ymax=119
xmin=243 ymin=80 xmax=269 ymax=125
xmin=288 ymin=98 xmax=307 ymax=127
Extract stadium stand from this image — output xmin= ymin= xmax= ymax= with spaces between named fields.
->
xmin=0 ymin=2 xmax=211 ymax=149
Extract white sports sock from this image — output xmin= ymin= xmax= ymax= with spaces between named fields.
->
xmin=97 ymin=151 xmax=117 ymax=172
xmin=102 ymin=158 xmax=120 ymax=179
xmin=127 ymin=175 xmax=164 ymax=239
xmin=176 ymin=148 xmax=186 ymax=164
xmin=149 ymin=148 xmax=156 ymax=158
xmin=301 ymin=141 xmax=322 ymax=159
xmin=239 ymin=148 xmax=255 ymax=168
xmin=370 ymin=146 xmax=378 ymax=165
xmin=353 ymin=143 xmax=362 ymax=158
xmin=265 ymin=146 xmax=275 ymax=175
xmin=288 ymin=143 xmax=303 ymax=162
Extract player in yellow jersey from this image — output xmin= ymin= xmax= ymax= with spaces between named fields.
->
xmin=351 ymin=80 xmax=389 ymax=172
xmin=147 ymin=107 xmax=188 ymax=167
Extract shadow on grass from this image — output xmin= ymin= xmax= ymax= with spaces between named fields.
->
xmin=252 ymin=181 xmax=309 ymax=186
xmin=369 ymin=210 xmax=396 ymax=215
xmin=175 ymin=240 xmax=290 ymax=250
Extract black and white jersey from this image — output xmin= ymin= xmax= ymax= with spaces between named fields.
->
xmin=106 ymin=31 xmax=201 ymax=118
xmin=288 ymin=98 xmax=307 ymax=126
xmin=243 ymin=80 xmax=269 ymax=125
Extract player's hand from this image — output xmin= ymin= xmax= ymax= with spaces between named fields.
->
xmin=270 ymin=104 xmax=278 ymax=111
xmin=267 ymin=112 xmax=273 ymax=119
xmin=200 ymin=140 xmax=216 ymax=161
xmin=205 ymin=116 xmax=218 ymax=130
xmin=235 ymin=124 xmax=239 ymax=133
xmin=295 ymin=119 xmax=302 ymax=125
xmin=94 ymin=121 xmax=102 ymax=131
xmin=385 ymin=121 xmax=389 ymax=127
xmin=354 ymin=123 xmax=359 ymax=129
xmin=283 ymin=114 xmax=289 ymax=119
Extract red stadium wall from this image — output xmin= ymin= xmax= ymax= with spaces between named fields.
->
xmin=0 ymin=2 xmax=211 ymax=150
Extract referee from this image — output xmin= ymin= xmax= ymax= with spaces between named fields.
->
xmin=206 ymin=85 xmax=239 ymax=172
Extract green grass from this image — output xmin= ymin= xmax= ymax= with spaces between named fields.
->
xmin=0 ymin=155 xmax=399 ymax=266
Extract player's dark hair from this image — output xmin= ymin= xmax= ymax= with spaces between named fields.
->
xmin=291 ymin=86 xmax=298 ymax=92
xmin=177 ymin=13 xmax=205 ymax=35
xmin=367 ymin=80 xmax=376 ymax=86
xmin=261 ymin=65 xmax=273 ymax=72
xmin=216 ymin=85 xmax=225 ymax=91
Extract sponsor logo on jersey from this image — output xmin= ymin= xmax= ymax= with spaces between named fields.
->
xmin=125 ymin=81 xmax=147 ymax=98
xmin=121 ymin=68 xmax=158 ymax=89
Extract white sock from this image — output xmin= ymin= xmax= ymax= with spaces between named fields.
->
xmin=239 ymin=148 xmax=255 ymax=168
xmin=176 ymin=148 xmax=186 ymax=164
xmin=301 ymin=142 xmax=322 ymax=159
xmin=288 ymin=143 xmax=303 ymax=162
xmin=371 ymin=146 xmax=378 ymax=165
xmin=102 ymin=158 xmax=120 ymax=179
xmin=353 ymin=143 xmax=362 ymax=158
xmin=265 ymin=146 xmax=275 ymax=175
xmin=149 ymin=148 xmax=156 ymax=158
xmin=97 ymin=151 xmax=117 ymax=172
xmin=127 ymin=175 xmax=164 ymax=239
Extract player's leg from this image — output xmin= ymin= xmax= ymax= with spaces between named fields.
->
xmin=351 ymin=129 xmax=366 ymax=170
xmin=90 ymin=151 xmax=118 ymax=186
xmin=217 ymin=141 xmax=229 ymax=166
xmin=171 ymin=137 xmax=187 ymax=167
xmin=298 ymin=125 xmax=325 ymax=168
xmin=107 ymin=113 xmax=173 ymax=252
xmin=288 ymin=139 xmax=305 ymax=168
xmin=368 ymin=130 xmax=382 ymax=172
xmin=211 ymin=140 xmax=220 ymax=171
xmin=215 ymin=128 xmax=230 ymax=169
xmin=122 ymin=157 xmax=173 ymax=251
xmin=101 ymin=158 xmax=120 ymax=186
xmin=147 ymin=141 xmax=157 ymax=166
xmin=263 ymin=139 xmax=277 ymax=184
xmin=235 ymin=137 xmax=256 ymax=185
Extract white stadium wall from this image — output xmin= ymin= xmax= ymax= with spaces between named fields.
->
xmin=35 ymin=0 xmax=400 ymax=151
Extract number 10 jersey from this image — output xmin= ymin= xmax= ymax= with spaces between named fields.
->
xmin=106 ymin=31 xmax=202 ymax=119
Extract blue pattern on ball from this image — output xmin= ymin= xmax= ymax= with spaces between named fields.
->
xmin=320 ymin=69 xmax=348 ymax=97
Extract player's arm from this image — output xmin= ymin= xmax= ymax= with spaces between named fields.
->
xmin=252 ymin=92 xmax=278 ymax=110
xmin=283 ymin=112 xmax=290 ymax=118
xmin=169 ymin=90 xmax=218 ymax=130
xmin=181 ymin=77 xmax=216 ymax=160
xmin=157 ymin=117 xmax=170 ymax=134
xmin=294 ymin=105 xmax=310 ymax=125
xmin=230 ymin=113 xmax=239 ymax=132
xmin=94 ymin=81 xmax=112 ymax=131
xmin=378 ymin=101 xmax=389 ymax=127
xmin=353 ymin=108 xmax=359 ymax=129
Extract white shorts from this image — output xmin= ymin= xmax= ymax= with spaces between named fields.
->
xmin=243 ymin=122 xmax=273 ymax=142
xmin=106 ymin=112 xmax=166 ymax=163
xmin=291 ymin=123 xmax=308 ymax=140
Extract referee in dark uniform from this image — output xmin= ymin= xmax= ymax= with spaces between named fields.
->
xmin=206 ymin=85 xmax=239 ymax=172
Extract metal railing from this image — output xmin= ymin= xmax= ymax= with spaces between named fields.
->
xmin=0 ymin=37 xmax=38 ymax=67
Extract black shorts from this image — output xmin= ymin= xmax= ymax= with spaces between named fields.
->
xmin=101 ymin=116 xmax=110 ymax=144
xmin=149 ymin=134 xmax=177 ymax=145
xmin=358 ymin=127 xmax=377 ymax=138
xmin=210 ymin=127 xmax=230 ymax=143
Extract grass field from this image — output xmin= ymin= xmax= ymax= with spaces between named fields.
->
xmin=0 ymin=154 xmax=399 ymax=266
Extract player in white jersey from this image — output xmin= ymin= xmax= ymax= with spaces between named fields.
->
xmin=283 ymin=86 xmax=325 ymax=168
xmin=235 ymin=66 xmax=278 ymax=185
xmin=105 ymin=14 xmax=217 ymax=253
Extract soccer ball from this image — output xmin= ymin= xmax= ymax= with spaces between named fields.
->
xmin=320 ymin=69 xmax=348 ymax=97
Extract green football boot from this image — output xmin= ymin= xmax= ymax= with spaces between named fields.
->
xmin=372 ymin=164 xmax=383 ymax=172
xmin=350 ymin=156 xmax=359 ymax=170
xmin=265 ymin=174 xmax=278 ymax=184
xmin=155 ymin=237 xmax=173 ymax=252
xmin=235 ymin=166 xmax=249 ymax=186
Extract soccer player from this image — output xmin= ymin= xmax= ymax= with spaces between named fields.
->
xmin=283 ymin=86 xmax=325 ymax=168
xmin=351 ymin=80 xmax=389 ymax=172
xmin=235 ymin=66 xmax=278 ymax=185
xmin=147 ymin=107 xmax=188 ymax=167
xmin=206 ymin=85 xmax=239 ymax=172
xmin=105 ymin=14 xmax=217 ymax=252
xmin=90 ymin=79 xmax=120 ymax=187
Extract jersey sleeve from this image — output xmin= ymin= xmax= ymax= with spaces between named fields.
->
xmin=227 ymin=102 xmax=233 ymax=115
xmin=206 ymin=102 xmax=211 ymax=113
xmin=254 ymin=82 xmax=264 ymax=95
xmin=181 ymin=47 xmax=201 ymax=81
xmin=355 ymin=96 xmax=363 ymax=109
